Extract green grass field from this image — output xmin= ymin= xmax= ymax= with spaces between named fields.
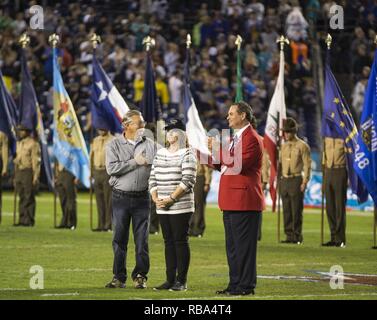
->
xmin=0 ymin=191 xmax=376 ymax=300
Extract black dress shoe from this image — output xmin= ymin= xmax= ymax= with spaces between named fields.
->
xmin=153 ymin=281 xmax=174 ymax=291
xmin=227 ymin=289 xmax=255 ymax=296
xmin=335 ymin=242 xmax=346 ymax=248
xmin=280 ymin=240 xmax=293 ymax=244
xmin=92 ymin=228 xmax=103 ymax=232
xmin=169 ymin=281 xmax=187 ymax=291
xmin=322 ymin=241 xmax=336 ymax=247
xmin=55 ymin=225 xmax=67 ymax=229
xmin=216 ymin=288 xmax=232 ymax=295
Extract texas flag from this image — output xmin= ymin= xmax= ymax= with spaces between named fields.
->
xmin=91 ymin=54 xmax=129 ymax=133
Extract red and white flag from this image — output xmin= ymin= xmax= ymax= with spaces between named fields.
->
xmin=264 ymin=49 xmax=287 ymax=211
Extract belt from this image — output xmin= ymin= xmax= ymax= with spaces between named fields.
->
xmin=112 ymin=188 xmax=148 ymax=198
xmin=326 ymin=165 xmax=346 ymax=169
xmin=282 ymin=174 xmax=302 ymax=179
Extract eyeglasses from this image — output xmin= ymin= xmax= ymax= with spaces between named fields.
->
xmin=125 ymin=120 xmax=146 ymax=126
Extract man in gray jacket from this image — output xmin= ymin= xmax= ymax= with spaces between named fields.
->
xmin=105 ymin=110 xmax=156 ymax=289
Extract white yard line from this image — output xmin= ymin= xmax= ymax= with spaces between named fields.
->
xmin=41 ymin=292 xmax=79 ymax=297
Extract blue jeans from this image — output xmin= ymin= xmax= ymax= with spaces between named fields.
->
xmin=111 ymin=191 xmax=150 ymax=282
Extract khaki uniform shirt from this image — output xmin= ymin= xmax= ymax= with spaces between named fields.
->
xmin=14 ymin=136 xmax=41 ymax=181
xmin=90 ymin=133 xmax=114 ymax=170
xmin=324 ymin=137 xmax=346 ymax=168
xmin=197 ymin=163 xmax=212 ymax=186
xmin=0 ymin=131 xmax=8 ymax=175
xmin=281 ymin=136 xmax=311 ymax=183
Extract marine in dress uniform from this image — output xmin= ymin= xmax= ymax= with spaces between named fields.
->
xmin=323 ymin=137 xmax=347 ymax=247
xmin=90 ymin=129 xmax=114 ymax=231
xmin=56 ymin=163 xmax=77 ymax=229
xmin=280 ymin=118 xmax=311 ymax=244
xmin=13 ymin=125 xmax=41 ymax=226
xmin=189 ymin=163 xmax=212 ymax=237
xmin=259 ymin=146 xmax=270 ymax=241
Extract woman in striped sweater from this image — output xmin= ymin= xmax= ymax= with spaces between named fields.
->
xmin=149 ymin=119 xmax=197 ymax=291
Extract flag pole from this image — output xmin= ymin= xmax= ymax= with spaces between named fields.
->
xmin=89 ymin=33 xmax=101 ymax=231
xmin=320 ymin=34 xmax=333 ymax=246
xmin=49 ymin=34 xmax=59 ymax=228
xmin=373 ymin=206 xmax=377 ymax=249
xmin=373 ymin=35 xmax=377 ymax=249
xmin=321 ymin=141 xmax=326 ymax=245
xmin=13 ymin=181 xmax=17 ymax=226
xmin=276 ymin=35 xmax=289 ymax=243
xmin=235 ymin=35 xmax=243 ymax=103
xmin=53 ymin=162 xmax=57 ymax=228
xmin=143 ymin=36 xmax=155 ymax=53
xmin=12 ymin=33 xmax=31 ymax=226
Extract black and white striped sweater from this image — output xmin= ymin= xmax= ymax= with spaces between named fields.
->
xmin=149 ymin=147 xmax=197 ymax=215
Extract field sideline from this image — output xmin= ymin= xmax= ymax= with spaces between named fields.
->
xmin=0 ymin=192 xmax=376 ymax=300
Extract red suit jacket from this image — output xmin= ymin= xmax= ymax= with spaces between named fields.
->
xmin=209 ymin=125 xmax=265 ymax=212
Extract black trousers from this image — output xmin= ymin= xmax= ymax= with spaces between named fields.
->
xmin=15 ymin=168 xmax=36 ymax=226
xmin=325 ymin=167 xmax=347 ymax=243
xmin=159 ymin=213 xmax=192 ymax=284
xmin=223 ymin=211 xmax=260 ymax=292
xmin=56 ymin=170 xmax=77 ymax=228
xmin=280 ymin=176 xmax=304 ymax=242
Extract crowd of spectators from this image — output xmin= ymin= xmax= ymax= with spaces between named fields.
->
xmin=0 ymin=0 xmax=376 ymax=152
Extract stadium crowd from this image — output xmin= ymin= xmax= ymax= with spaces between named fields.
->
xmin=0 ymin=0 xmax=376 ymax=152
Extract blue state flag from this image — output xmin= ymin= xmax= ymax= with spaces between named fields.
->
xmin=0 ymin=68 xmax=18 ymax=155
xmin=354 ymin=50 xmax=377 ymax=204
xmin=20 ymin=50 xmax=54 ymax=190
xmin=91 ymin=54 xmax=129 ymax=133
xmin=322 ymin=50 xmax=369 ymax=203
xmin=141 ymin=52 xmax=161 ymax=123
xmin=52 ymin=47 xmax=90 ymax=188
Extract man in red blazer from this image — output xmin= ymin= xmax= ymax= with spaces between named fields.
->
xmin=208 ymin=101 xmax=265 ymax=296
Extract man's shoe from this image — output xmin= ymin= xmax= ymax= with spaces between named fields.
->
xmin=13 ymin=223 xmax=23 ymax=227
xmin=92 ymin=228 xmax=102 ymax=232
xmin=216 ymin=288 xmax=232 ymax=295
xmin=280 ymin=240 xmax=293 ymax=244
xmin=227 ymin=289 xmax=255 ymax=296
xmin=153 ymin=281 xmax=174 ymax=291
xmin=335 ymin=242 xmax=346 ymax=248
xmin=105 ymin=278 xmax=125 ymax=288
xmin=169 ymin=281 xmax=187 ymax=291
xmin=322 ymin=241 xmax=336 ymax=247
xmin=134 ymin=274 xmax=147 ymax=289
xmin=55 ymin=225 xmax=67 ymax=229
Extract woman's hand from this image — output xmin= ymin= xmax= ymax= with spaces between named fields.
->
xmin=156 ymin=197 xmax=174 ymax=209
